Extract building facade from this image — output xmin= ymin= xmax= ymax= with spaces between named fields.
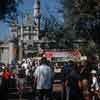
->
xmin=9 ymin=0 xmax=41 ymax=60
xmin=0 ymin=42 xmax=17 ymax=64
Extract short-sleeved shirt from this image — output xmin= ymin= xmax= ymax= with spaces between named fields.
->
xmin=18 ymin=68 xmax=26 ymax=78
xmin=68 ymin=70 xmax=81 ymax=90
xmin=2 ymin=71 xmax=10 ymax=80
xmin=34 ymin=64 xmax=53 ymax=90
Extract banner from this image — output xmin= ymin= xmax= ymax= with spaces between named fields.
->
xmin=45 ymin=51 xmax=81 ymax=61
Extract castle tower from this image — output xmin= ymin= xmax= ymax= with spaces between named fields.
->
xmin=33 ymin=0 xmax=41 ymax=41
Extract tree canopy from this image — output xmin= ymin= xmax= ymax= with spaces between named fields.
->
xmin=63 ymin=0 xmax=100 ymax=44
xmin=0 ymin=0 xmax=22 ymax=21
xmin=73 ymin=0 xmax=100 ymax=43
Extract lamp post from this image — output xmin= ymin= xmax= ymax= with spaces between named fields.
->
xmin=18 ymin=13 xmax=24 ymax=62
xmin=18 ymin=27 xmax=23 ymax=62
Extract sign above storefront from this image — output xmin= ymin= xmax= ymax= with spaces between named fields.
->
xmin=45 ymin=51 xmax=81 ymax=61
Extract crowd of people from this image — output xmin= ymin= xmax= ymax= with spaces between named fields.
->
xmin=0 ymin=55 xmax=100 ymax=100
xmin=62 ymin=60 xmax=100 ymax=100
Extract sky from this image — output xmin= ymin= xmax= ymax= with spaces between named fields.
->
xmin=0 ymin=0 xmax=63 ymax=40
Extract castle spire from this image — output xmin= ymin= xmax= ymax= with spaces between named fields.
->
xmin=33 ymin=0 xmax=41 ymax=41
xmin=33 ymin=0 xmax=41 ymax=18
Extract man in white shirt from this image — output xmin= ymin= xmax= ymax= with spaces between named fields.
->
xmin=33 ymin=57 xmax=53 ymax=100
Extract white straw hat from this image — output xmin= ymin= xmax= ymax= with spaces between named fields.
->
xmin=90 ymin=70 xmax=96 ymax=74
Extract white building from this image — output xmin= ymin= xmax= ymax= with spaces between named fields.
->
xmin=0 ymin=42 xmax=17 ymax=64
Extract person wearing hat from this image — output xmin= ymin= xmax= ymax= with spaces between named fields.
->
xmin=90 ymin=70 xmax=99 ymax=100
xmin=1 ymin=68 xmax=10 ymax=99
xmin=90 ymin=70 xmax=99 ymax=92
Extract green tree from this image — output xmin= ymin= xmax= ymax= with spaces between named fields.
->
xmin=62 ymin=0 xmax=100 ymax=45
xmin=73 ymin=0 xmax=100 ymax=43
xmin=40 ymin=15 xmax=65 ymax=49
xmin=0 ymin=0 xmax=23 ymax=21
